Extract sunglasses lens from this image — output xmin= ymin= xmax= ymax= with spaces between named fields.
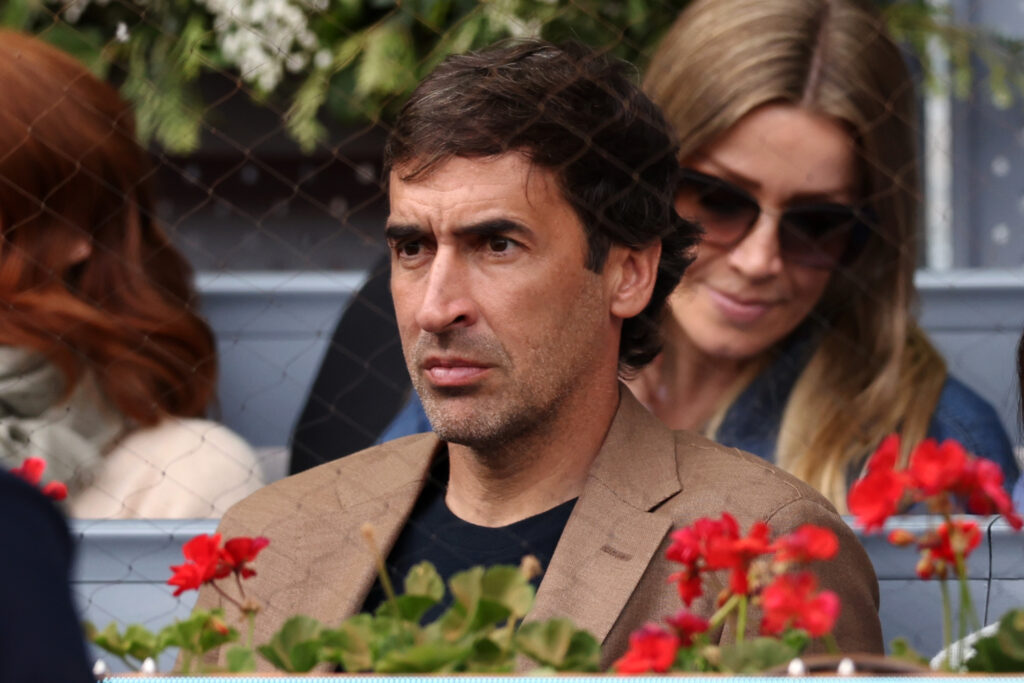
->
xmin=677 ymin=174 xmax=759 ymax=247
xmin=779 ymin=206 xmax=862 ymax=268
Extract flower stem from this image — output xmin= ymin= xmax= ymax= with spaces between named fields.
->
xmin=955 ymin=553 xmax=980 ymax=633
xmin=939 ymin=577 xmax=953 ymax=671
xmin=246 ymin=610 xmax=256 ymax=651
xmin=736 ymin=595 xmax=748 ymax=645
xmin=360 ymin=523 xmax=398 ymax=611
xmin=823 ymin=633 xmax=839 ymax=655
xmin=211 ymin=581 xmax=247 ymax=613
xmin=708 ymin=593 xmax=740 ymax=633
xmin=235 ymin=571 xmax=247 ymax=600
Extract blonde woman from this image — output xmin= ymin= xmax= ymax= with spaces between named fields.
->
xmin=632 ymin=0 xmax=1018 ymax=510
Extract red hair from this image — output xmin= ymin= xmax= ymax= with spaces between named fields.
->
xmin=0 ymin=30 xmax=216 ymax=425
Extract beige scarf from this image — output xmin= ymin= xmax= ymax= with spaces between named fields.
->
xmin=0 ymin=347 xmax=126 ymax=493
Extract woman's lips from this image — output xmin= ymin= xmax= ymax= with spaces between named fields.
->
xmin=706 ymin=287 xmax=774 ymax=324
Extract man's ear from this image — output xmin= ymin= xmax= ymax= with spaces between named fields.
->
xmin=607 ymin=241 xmax=661 ymax=320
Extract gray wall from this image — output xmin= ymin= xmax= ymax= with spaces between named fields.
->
xmin=203 ymin=269 xmax=1024 ymax=451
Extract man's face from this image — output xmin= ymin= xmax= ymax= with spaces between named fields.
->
xmin=386 ymin=153 xmax=619 ymax=449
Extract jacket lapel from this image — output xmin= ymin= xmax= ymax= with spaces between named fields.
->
xmin=266 ymin=435 xmax=443 ymax=631
xmin=529 ymin=387 xmax=681 ymax=645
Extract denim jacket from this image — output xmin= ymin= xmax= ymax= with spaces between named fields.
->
xmin=380 ymin=342 xmax=1021 ymax=496
xmin=713 ymin=334 xmax=1020 ymax=495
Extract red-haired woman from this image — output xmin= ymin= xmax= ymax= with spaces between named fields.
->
xmin=0 ymin=31 xmax=263 ymax=518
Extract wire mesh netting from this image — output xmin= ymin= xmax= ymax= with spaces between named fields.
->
xmin=3 ymin=0 xmax=1024 ymax=674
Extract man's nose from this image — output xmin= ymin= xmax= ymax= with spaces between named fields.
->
xmin=726 ymin=212 xmax=785 ymax=279
xmin=414 ymin=249 xmax=477 ymax=334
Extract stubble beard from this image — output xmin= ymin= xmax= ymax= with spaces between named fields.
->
xmin=408 ymin=324 xmax=602 ymax=456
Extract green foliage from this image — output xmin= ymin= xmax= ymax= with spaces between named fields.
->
xmin=515 ymin=618 xmax=601 ymax=671
xmin=86 ymin=561 xmax=591 ymax=674
xmin=717 ymin=635 xmax=804 ymax=673
xmin=966 ymin=609 xmax=1024 ymax=672
xmin=256 ymin=615 xmax=324 ymax=672
xmin=284 ymin=561 xmax=594 ymax=674
xmin=6 ymin=0 xmax=1018 ymax=154
xmin=84 ymin=621 xmax=163 ymax=666
xmin=88 ymin=609 xmax=239 ymax=672
xmin=888 ymin=636 xmax=930 ymax=667
xmin=225 ymin=645 xmax=257 ymax=672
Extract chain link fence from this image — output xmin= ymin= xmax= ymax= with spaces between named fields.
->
xmin=3 ymin=0 xmax=1024 ymax=673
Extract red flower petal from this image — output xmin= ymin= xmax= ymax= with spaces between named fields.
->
xmin=613 ymin=625 xmax=680 ymax=674
xmin=41 ymin=481 xmax=68 ymax=501
xmin=11 ymin=457 xmax=47 ymax=486
xmin=773 ymin=525 xmax=839 ymax=563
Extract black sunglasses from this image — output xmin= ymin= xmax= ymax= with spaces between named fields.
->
xmin=677 ymin=168 xmax=872 ymax=269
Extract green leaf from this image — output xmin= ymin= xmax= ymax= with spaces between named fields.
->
xmin=889 ymin=637 xmax=929 ymax=667
xmin=719 ymin=636 xmax=800 ymax=673
xmin=0 ymin=0 xmax=40 ymax=30
xmin=779 ymin=628 xmax=810 ymax=655
xmin=405 ymin=561 xmax=445 ymax=602
xmin=376 ymin=594 xmax=439 ymax=623
xmin=226 ymin=646 xmax=257 ymax=672
xmin=158 ymin=609 xmax=238 ymax=657
xmin=320 ymin=615 xmax=375 ymax=672
xmin=354 ymin=20 xmax=418 ymax=97
xmin=515 ymin=619 xmax=600 ymax=671
xmin=375 ymin=641 xmax=472 ymax=673
xmin=89 ymin=622 xmax=130 ymax=659
xmin=465 ymin=636 xmax=513 ymax=672
xmin=481 ymin=565 xmax=535 ymax=619
xmin=257 ymin=615 xmax=324 ymax=673
xmin=122 ymin=624 xmax=161 ymax=661
xmin=967 ymin=609 xmax=1024 ymax=672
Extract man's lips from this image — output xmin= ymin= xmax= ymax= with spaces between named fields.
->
xmin=706 ymin=286 xmax=778 ymax=324
xmin=421 ymin=357 xmax=494 ymax=386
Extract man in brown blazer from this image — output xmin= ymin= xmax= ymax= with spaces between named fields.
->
xmin=196 ymin=39 xmax=883 ymax=668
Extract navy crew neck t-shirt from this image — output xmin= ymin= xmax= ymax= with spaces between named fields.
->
xmin=361 ymin=454 xmax=577 ymax=621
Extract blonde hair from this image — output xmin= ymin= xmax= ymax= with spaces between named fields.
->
xmin=643 ymin=0 xmax=947 ymax=510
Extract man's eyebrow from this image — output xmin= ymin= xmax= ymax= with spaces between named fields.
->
xmin=453 ymin=219 xmax=534 ymax=241
xmin=384 ymin=224 xmax=423 ymax=241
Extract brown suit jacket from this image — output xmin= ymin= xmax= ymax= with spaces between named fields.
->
xmin=195 ymin=388 xmax=883 ymax=669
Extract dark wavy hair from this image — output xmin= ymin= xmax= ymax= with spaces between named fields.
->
xmin=0 ymin=30 xmax=216 ymax=425
xmin=384 ymin=39 xmax=699 ymax=372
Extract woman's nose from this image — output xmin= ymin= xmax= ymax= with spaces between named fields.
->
xmin=725 ymin=212 xmax=785 ymax=279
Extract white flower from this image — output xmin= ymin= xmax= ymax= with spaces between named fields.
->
xmin=114 ymin=21 xmax=130 ymax=43
xmin=197 ymin=0 xmax=321 ymax=93
xmin=313 ymin=48 xmax=332 ymax=70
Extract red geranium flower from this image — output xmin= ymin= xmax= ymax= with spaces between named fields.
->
xmin=867 ymin=434 xmax=901 ymax=473
xmin=168 ymin=534 xmax=223 ymax=596
xmin=666 ymin=515 xmax=737 ymax=605
xmin=665 ymin=610 xmax=710 ymax=647
xmin=10 ymin=457 xmax=68 ymax=501
xmin=760 ymin=571 xmax=840 ymax=638
xmin=772 ymin=525 xmax=839 ymax=564
xmin=848 ymin=468 xmax=907 ymax=531
xmin=958 ymin=459 xmax=1023 ymax=529
xmin=926 ymin=519 xmax=981 ymax=564
xmin=613 ymin=624 xmax=680 ymax=674
xmin=705 ymin=517 xmax=773 ymax=596
xmin=220 ymin=536 xmax=270 ymax=578
xmin=908 ymin=439 xmax=968 ymax=497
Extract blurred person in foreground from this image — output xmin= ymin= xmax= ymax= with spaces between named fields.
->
xmin=197 ymin=39 xmax=882 ymax=669
xmin=0 ymin=31 xmax=264 ymax=518
xmin=0 ymin=467 xmax=91 ymax=682
xmin=628 ymin=0 xmax=1019 ymax=510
